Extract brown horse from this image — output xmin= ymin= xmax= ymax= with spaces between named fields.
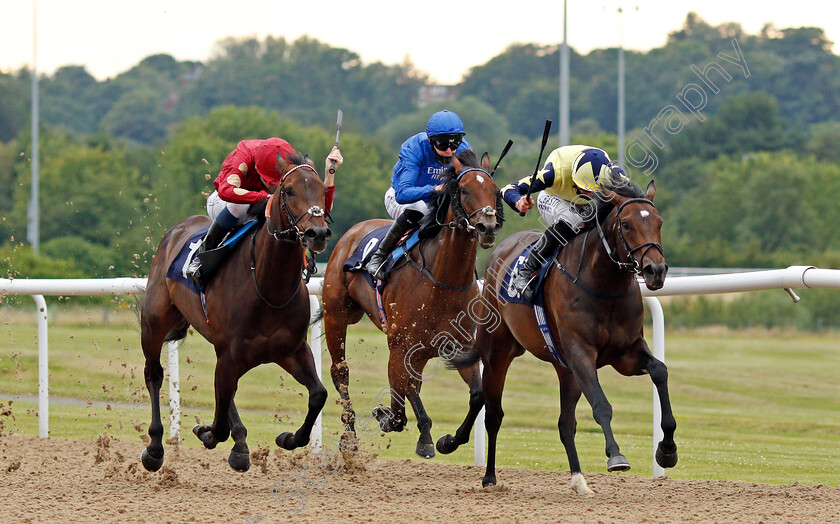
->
xmin=139 ymin=153 xmax=331 ymax=473
xmin=322 ymin=150 xmax=503 ymax=458
xmin=437 ymin=177 xmax=678 ymax=493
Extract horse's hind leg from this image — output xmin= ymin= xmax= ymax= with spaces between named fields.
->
xmin=567 ymin=340 xmax=630 ymax=472
xmin=139 ymin=295 xmax=186 ymax=472
xmin=275 ymin=343 xmax=328 ymax=451
xmin=556 ymin=368 xmax=593 ymax=495
xmin=406 ymin=375 xmax=434 ymax=459
xmin=227 ymin=399 xmax=251 ymax=472
xmin=436 ymin=358 xmax=484 ymax=455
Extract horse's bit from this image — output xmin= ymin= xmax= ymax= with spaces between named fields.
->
xmin=595 ymin=197 xmax=664 ymax=273
xmin=266 ymin=163 xmax=328 ymax=245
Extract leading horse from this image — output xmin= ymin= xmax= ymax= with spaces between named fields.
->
xmin=437 ymin=177 xmax=678 ymax=493
xmin=322 ymin=150 xmax=503 ymax=458
xmin=140 ymin=152 xmax=330 ymax=472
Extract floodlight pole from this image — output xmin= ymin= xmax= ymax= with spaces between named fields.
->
xmin=559 ymin=0 xmax=570 ymax=147
xmin=617 ymin=3 xmax=625 ymax=167
xmin=28 ymin=0 xmax=40 ymax=253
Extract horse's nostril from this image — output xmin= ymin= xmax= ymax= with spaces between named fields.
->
xmin=304 ymin=229 xmax=317 ymax=239
xmin=324 ymin=229 xmax=332 ymax=240
xmin=475 ymin=223 xmax=487 ymax=235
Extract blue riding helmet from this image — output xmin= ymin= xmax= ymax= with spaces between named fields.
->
xmin=426 ymin=110 xmax=466 ymax=138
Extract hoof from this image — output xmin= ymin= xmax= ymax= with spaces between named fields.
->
xmin=482 ymin=475 xmax=497 ymax=488
xmin=416 ymin=442 xmax=435 ymax=459
xmin=140 ymin=448 xmax=164 ymax=472
xmin=276 ymin=432 xmax=296 ymax=450
xmin=436 ymin=434 xmax=458 ymax=455
xmin=192 ymin=424 xmax=218 ymax=449
xmin=656 ymin=443 xmax=678 ymax=469
xmin=607 ymin=454 xmax=631 ymax=472
xmin=228 ymin=450 xmax=251 ymax=472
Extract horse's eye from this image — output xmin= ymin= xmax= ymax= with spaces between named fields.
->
xmin=621 ymin=220 xmax=631 ymax=230
xmin=284 ymin=188 xmax=295 ymax=197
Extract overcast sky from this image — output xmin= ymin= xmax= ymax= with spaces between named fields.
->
xmin=2 ymin=1 xmax=838 ymax=84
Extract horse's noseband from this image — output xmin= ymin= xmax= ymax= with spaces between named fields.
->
xmin=266 ymin=164 xmax=328 ymax=245
xmin=445 ymin=168 xmax=503 ymax=232
xmin=597 ymin=197 xmax=665 ymax=274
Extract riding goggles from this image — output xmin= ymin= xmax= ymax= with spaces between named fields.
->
xmin=431 ymin=134 xmax=463 ymax=151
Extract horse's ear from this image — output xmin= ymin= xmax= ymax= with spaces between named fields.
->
xmin=451 ymin=154 xmax=463 ymax=172
xmin=304 ymin=154 xmax=316 ymax=168
xmin=481 ymin=152 xmax=491 ymax=171
xmin=276 ymin=152 xmax=289 ymax=172
xmin=645 ymin=180 xmax=656 ymax=201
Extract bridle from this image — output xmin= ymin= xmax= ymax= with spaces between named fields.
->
xmin=264 ymin=163 xmax=329 ymax=246
xmin=438 ymin=167 xmax=504 ymax=232
xmin=252 ymin=162 xmax=328 ymax=308
xmin=594 ymin=197 xmax=664 ymax=274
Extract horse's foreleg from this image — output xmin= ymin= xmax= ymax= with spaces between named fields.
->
xmin=567 ymin=342 xmax=630 ymax=472
xmin=275 ymin=343 xmax=328 ymax=451
xmin=557 ymin=369 xmax=593 ymax=495
xmin=140 ymin=352 xmax=165 ymax=472
xmin=227 ymin=399 xmax=250 ymax=472
xmin=406 ymin=375 xmax=434 ymax=459
xmin=436 ymin=361 xmax=484 ymax=455
xmin=646 ymin=354 xmax=678 ymax=468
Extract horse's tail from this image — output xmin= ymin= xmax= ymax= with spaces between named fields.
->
xmin=309 ymin=306 xmax=324 ymax=326
xmin=444 ymin=345 xmax=481 ymax=370
xmin=164 ymin=321 xmax=189 ymax=343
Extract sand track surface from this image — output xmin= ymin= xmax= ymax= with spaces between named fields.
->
xmin=1 ymin=434 xmax=838 ymax=523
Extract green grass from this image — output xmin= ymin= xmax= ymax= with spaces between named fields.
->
xmin=1 ymin=309 xmax=838 ymax=486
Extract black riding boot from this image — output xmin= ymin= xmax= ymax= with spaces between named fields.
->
xmin=511 ymin=220 xmax=578 ymax=301
xmin=366 ymin=209 xmax=424 ymax=280
xmin=186 ymin=221 xmax=233 ymax=283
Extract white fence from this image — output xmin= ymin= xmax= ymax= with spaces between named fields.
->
xmin=3 ymin=265 xmax=840 ymax=476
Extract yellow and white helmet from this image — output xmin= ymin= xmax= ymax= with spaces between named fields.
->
xmin=571 ymin=148 xmax=614 ymax=192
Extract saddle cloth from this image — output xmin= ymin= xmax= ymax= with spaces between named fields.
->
xmin=165 ymin=220 xmax=260 ymax=295
xmin=343 ymin=225 xmax=420 ymax=290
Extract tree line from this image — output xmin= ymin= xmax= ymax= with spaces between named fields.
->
xmin=1 ymin=13 xmax=839 ymax=325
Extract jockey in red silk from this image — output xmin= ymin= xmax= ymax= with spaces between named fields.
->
xmin=365 ymin=110 xmax=472 ymax=279
xmin=186 ymin=138 xmax=343 ymax=282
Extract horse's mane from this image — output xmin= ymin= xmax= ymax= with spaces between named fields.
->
xmin=418 ymin=150 xmax=480 ymax=239
xmin=584 ymin=173 xmax=648 ymax=230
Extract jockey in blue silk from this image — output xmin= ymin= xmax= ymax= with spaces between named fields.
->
xmin=501 ymin=145 xmax=628 ymax=301
xmin=365 ymin=110 xmax=472 ymax=279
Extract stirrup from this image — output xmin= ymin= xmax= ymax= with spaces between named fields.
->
xmin=367 ymin=258 xmax=386 ymax=280
xmin=513 ymin=272 xmax=537 ymax=300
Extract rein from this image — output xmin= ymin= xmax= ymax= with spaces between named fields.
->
xmin=405 ymin=242 xmax=477 ymax=292
xmin=265 ymin=164 xmax=327 ymax=245
xmin=439 ymin=167 xmax=503 ymax=232
xmin=250 ymin=162 xmax=324 ymax=308
xmin=594 ymin=197 xmax=664 ymax=274
xmin=249 ymin=227 xmax=303 ymax=309
xmin=553 ymin=197 xmax=663 ymax=299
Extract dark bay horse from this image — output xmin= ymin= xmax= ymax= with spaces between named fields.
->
xmin=437 ymin=178 xmax=678 ymax=493
xmin=140 ymin=153 xmax=331 ymax=473
xmin=322 ymin=150 xmax=503 ymax=458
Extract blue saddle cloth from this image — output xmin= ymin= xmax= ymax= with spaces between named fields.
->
xmin=165 ymin=220 xmax=260 ymax=295
xmin=343 ymin=225 xmax=421 ymax=290
xmin=498 ymin=241 xmax=568 ymax=367
xmin=498 ymin=243 xmax=556 ymax=306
